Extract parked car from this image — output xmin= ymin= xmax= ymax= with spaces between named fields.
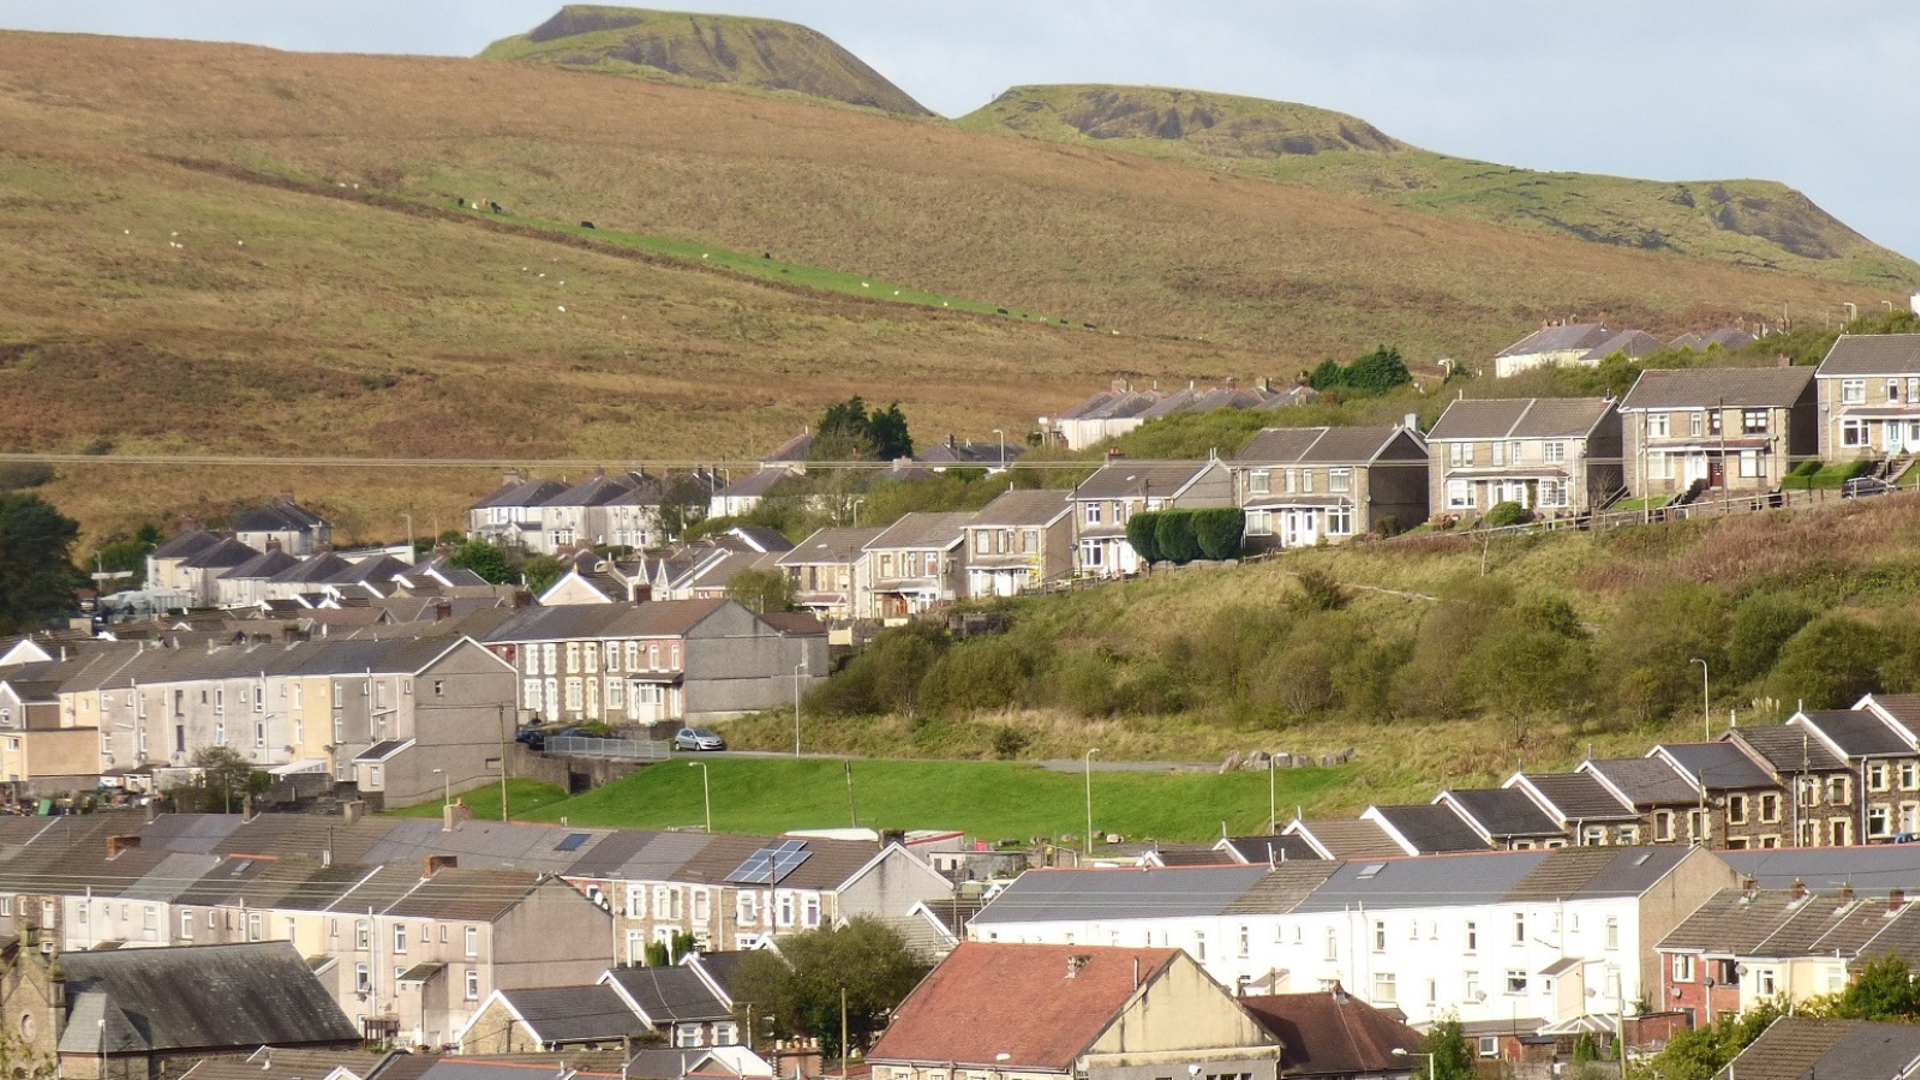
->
xmin=515 ymin=727 xmax=546 ymax=752
xmin=1843 ymin=476 xmax=1896 ymax=499
xmin=674 ymin=727 xmax=726 ymax=752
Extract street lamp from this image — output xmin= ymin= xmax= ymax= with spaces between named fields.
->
xmin=689 ymin=761 xmax=711 ymax=833
xmin=1390 ymin=1048 xmax=1434 ymax=1080
xmin=991 ymin=428 xmax=1006 ymax=470
xmin=431 ymin=767 xmax=450 ymax=808
xmin=1084 ymin=748 xmax=1101 ymax=855
xmin=1268 ymin=754 xmax=1278 ymax=835
xmin=1690 ymin=658 xmax=1710 ymax=738
xmin=793 ymin=655 xmax=808 ymax=758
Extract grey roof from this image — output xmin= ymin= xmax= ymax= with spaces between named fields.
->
xmin=968 ymin=488 xmax=1072 ymax=528
xmin=722 ymin=526 xmax=793 ymax=554
xmin=603 ymin=966 xmax=731 ymax=1023
xmin=1072 ymin=460 xmax=1221 ymax=500
xmin=547 ymin=473 xmax=638 ymax=508
xmin=1220 ymin=863 xmax=1343 ymax=914
xmin=1366 ymin=804 xmax=1489 ymax=854
xmin=499 ymin=984 xmax=651 ymax=1044
xmin=150 ymin=529 xmax=223 ymax=561
xmin=1578 ymin=757 xmax=1699 ymax=808
xmin=1235 ymin=426 xmax=1418 ymax=465
xmin=1293 ymin=851 xmax=1550 ymax=913
xmin=1794 ymin=710 xmax=1915 ymax=757
xmin=359 ymin=819 xmax=616 ymax=874
xmin=763 ymin=431 xmax=814 ymax=462
xmin=469 ymin=477 xmax=569 ymax=511
xmin=1721 ymin=847 xmax=1920 ymax=897
xmin=1619 ymin=366 xmax=1814 ymax=411
xmin=1506 ymin=773 xmax=1637 ymax=823
xmin=1218 ymin=835 xmax=1325 ymax=864
xmin=1716 ymin=1017 xmax=1920 ymax=1080
xmin=181 ymin=537 xmax=265 ymax=570
xmin=969 ymin=866 xmax=1270 ymax=924
xmin=1670 ymin=327 xmax=1758 ymax=352
xmin=865 ymin=511 xmax=975 ymax=552
xmin=1816 ymin=334 xmax=1920 ymax=377
xmin=777 ymin=527 xmax=886 ymax=566
xmin=1427 ymin=397 xmax=1614 ymax=441
xmin=57 ymin=942 xmax=358 ymax=1054
xmin=1497 ymin=323 xmax=1613 ymax=358
xmin=1580 ymin=329 xmax=1666 ymax=362
xmin=1058 ymin=389 xmax=1165 ymax=422
xmin=480 ymin=599 xmax=734 ymax=643
xmin=231 ymin=502 xmax=326 ymax=532
xmin=1653 ymin=743 xmax=1778 ymax=791
xmin=1436 ymin=789 xmax=1563 ymax=840
xmin=1505 ymin=846 xmax=1697 ymax=902
xmin=219 ymin=549 xmax=301 ymax=581
xmin=714 ymin=469 xmax=791 ymax=499
xmin=1725 ymin=725 xmax=1847 ymax=773
xmin=1288 ymin=819 xmax=1406 ymax=860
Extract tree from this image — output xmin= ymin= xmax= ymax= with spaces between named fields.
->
xmin=1155 ymin=511 xmax=1200 ymax=564
xmin=866 ymin=402 xmax=914 ymax=460
xmin=645 ymin=931 xmax=697 ymax=967
xmin=448 ymin=540 xmax=513 ymax=584
xmin=1125 ymin=511 xmax=1162 ymax=566
xmin=729 ymin=917 xmax=929 ymax=1059
xmin=186 ymin=745 xmax=270 ymax=813
xmin=0 ymin=493 xmax=80 ymax=634
xmin=1419 ymin=1014 xmax=1476 ymax=1080
xmin=1829 ymin=953 xmax=1920 ymax=1020
xmin=812 ymin=397 xmax=915 ymax=462
xmin=1766 ymin=614 xmax=1894 ymax=709
xmin=1728 ymin=594 xmax=1814 ymax=683
xmin=656 ymin=473 xmax=712 ymax=541
xmin=1191 ymin=507 xmax=1245 ymax=561
xmin=520 ymin=554 xmax=565 ymax=596
xmin=727 ymin=568 xmax=796 ymax=614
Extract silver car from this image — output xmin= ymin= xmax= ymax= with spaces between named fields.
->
xmin=674 ymin=727 xmax=726 ymax=752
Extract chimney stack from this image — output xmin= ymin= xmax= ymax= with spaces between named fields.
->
xmin=423 ymin=854 xmax=459 ymax=877
xmin=1790 ymin=879 xmax=1807 ymax=901
xmin=1740 ymin=876 xmax=1756 ymax=899
xmin=105 ymin=835 xmax=140 ymax=859
xmin=1065 ymin=954 xmax=1091 ymax=979
xmin=342 ymin=800 xmax=368 ymax=826
xmin=1890 ymin=888 xmax=1906 ymax=914
xmin=1838 ymin=884 xmax=1856 ymax=903
xmin=434 ymin=600 xmax=453 ymax=622
xmin=442 ymin=800 xmax=474 ymax=833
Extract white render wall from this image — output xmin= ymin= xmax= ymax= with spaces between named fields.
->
xmin=968 ymin=895 xmax=1645 ymax=1028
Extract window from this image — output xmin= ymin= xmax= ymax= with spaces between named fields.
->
xmin=247 ymin=912 xmax=262 ymax=941
xmin=524 ymin=680 xmax=543 ymax=711
xmin=1742 ymin=409 xmax=1768 ymax=435
xmin=584 ymin=643 xmax=598 ymax=673
xmin=465 ymin=968 xmax=480 ymax=1000
xmin=1654 ymin=810 xmax=1674 ymax=841
xmin=1543 ymin=441 xmax=1566 ymax=463
xmin=1605 ymin=917 xmax=1619 ymax=950
xmin=254 ymin=722 xmax=265 ymax=749
xmin=1842 ymin=378 xmax=1866 ymax=404
xmin=1325 ymin=927 xmax=1339 ymax=961
xmin=1829 ymin=775 xmax=1852 ymax=804
xmin=1465 ymin=921 xmax=1478 ymax=953
xmin=1673 ymin=954 xmax=1695 ymax=982
xmin=1506 ymin=970 xmax=1528 ymax=994
xmin=179 ymin=909 xmax=194 ymax=940
xmin=564 ymin=678 xmax=582 ymax=711
xmin=393 ymin=925 xmax=407 ymax=954
xmin=355 ymin=963 xmax=371 ymax=993
xmin=1728 ymin=794 xmax=1749 ymax=825
xmin=1843 ymin=419 xmax=1869 ymax=447
xmin=1870 ymin=762 xmax=1891 ymax=792
xmin=625 ymin=642 xmax=640 ymax=671
xmin=1756 ymin=968 xmax=1778 ymax=997
xmin=1194 ymin=931 xmax=1206 ymax=961
xmin=1478 ymin=1037 xmax=1499 ymax=1059
xmin=1688 ymin=809 xmax=1710 ymax=842
xmin=1870 ymin=805 xmax=1891 ymax=838
xmin=1538 ymin=478 xmax=1568 ymax=508
xmin=1327 ymin=506 xmax=1353 ymax=536
xmin=1904 ymin=762 xmax=1920 ymax=791
xmin=1448 ymin=441 xmax=1475 ymax=467
xmin=1648 ymin=413 xmax=1670 ymax=438
xmin=1446 ymin=479 xmax=1473 ymax=509
xmin=565 ymin=643 xmax=580 ymax=673
xmin=1328 ymin=468 xmax=1351 ymax=493
xmin=1690 ymin=411 xmax=1705 ymax=437
xmin=1893 ymin=379 xmax=1905 ymax=403
xmin=1512 ymin=912 xmax=1526 ymax=944
xmin=1464 ymin=971 xmax=1481 ymax=1001
xmin=1248 ymin=470 xmax=1270 ymax=495
xmin=1239 ymin=925 xmax=1250 ymax=958
xmin=1084 ymin=502 xmax=1103 ymax=525
xmin=1245 ymin=510 xmax=1272 ymax=537
xmin=214 ymin=720 xmax=225 ymax=747
xmin=607 ymin=678 xmax=624 ymax=711
xmin=804 ymin=895 xmax=820 ymax=927
xmin=1490 ymin=441 xmax=1507 ymax=467
xmin=1372 ymin=972 xmax=1397 ymax=1003
xmin=542 ymin=644 xmax=558 ymax=674
xmin=1373 ymin=919 xmax=1387 ymax=952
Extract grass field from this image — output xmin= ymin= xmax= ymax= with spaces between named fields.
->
xmin=460 ymin=757 xmax=1358 ymax=844
xmin=387 ymin=778 xmax=574 ymax=821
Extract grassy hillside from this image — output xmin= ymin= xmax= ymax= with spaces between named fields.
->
xmin=958 ymin=86 xmax=1918 ymax=289
xmin=0 ymin=29 xmax=1906 ymax=543
xmin=481 ymin=6 xmax=932 ymax=116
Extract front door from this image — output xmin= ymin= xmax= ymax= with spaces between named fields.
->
xmin=1708 ymin=455 xmax=1725 ymax=488
xmin=1283 ymin=510 xmax=1319 ymax=548
xmin=1891 ymin=422 xmax=1906 ymax=454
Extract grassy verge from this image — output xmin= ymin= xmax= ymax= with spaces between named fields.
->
xmin=385 ymin=778 xmax=571 ymax=820
xmin=509 ymin=757 xmax=1355 ymax=843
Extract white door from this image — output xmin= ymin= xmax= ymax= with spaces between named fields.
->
xmin=1891 ymin=422 xmax=1906 ymax=454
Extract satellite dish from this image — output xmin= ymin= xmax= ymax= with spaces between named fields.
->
xmin=1735 ymin=964 xmax=1749 ymax=977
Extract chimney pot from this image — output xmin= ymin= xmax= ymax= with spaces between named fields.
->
xmin=424 ymin=853 xmax=459 ymax=877
xmin=1890 ymin=888 xmax=1906 ymax=913
xmin=1791 ymin=879 xmax=1807 ymax=901
xmin=1839 ymin=884 xmax=1856 ymax=903
xmin=105 ymin=835 xmax=140 ymax=859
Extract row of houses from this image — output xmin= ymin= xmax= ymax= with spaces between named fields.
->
xmin=0 ymin=594 xmax=828 ymax=801
xmin=1490 ymin=320 xmax=1760 ymax=379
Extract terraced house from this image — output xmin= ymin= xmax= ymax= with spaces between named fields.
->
xmin=1813 ymin=333 xmax=1920 ymax=463
xmin=1231 ymin=425 xmax=1428 ymax=550
xmin=1069 ymin=459 xmax=1233 ymax=577
xmin=1426 ymin=397 xmax=1623 ymax=520
xmin=1617 ymin=366 xmax=1817 ymax=498
xmin=961 ymin=488 xmax=1074 ymax=599
xmin=860 ymin=511 xmax=974 ymax=620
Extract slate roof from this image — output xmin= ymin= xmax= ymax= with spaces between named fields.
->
xmin=1238 ymin=991 xmax=1422 ymax=1077
xmin=722 ymin=526 xmax=793 ymax=554
xmin=1497 ymin=323 xmax=1613 ymax=359
xmin=150 ymin=529 xmax=223 ymax=561
xmin=1578 ymin=757 xmax=1699 ymax=808
xmin=603 ymin=966 xmax=731 ymax=1023
xmin=777 ymin=528 xmax=886 ymax=566
xmin=1365 ymin=804 xmax=1489 ymax=853
xmin=1726 ymin=725 xmax=1847 ymax=773
xmin=1816 ymin=334 xmax=1920 ymax=377
xmin=1721 ymin=847 xmax=1920 ymax=897
xmin=1435 ymin=789 xmax=1563 ymax=840
xmin=1794 ymin=710 xmax=1915 ymax=757
xmin=498 ymin=984 xmax=652 ymax=1044
xmin=382 ymin=867 xmax=546 ymax=922
xmin=181 ymin=537 xmax=265 ymax=570
xmin=547 ymin=474 xmax=638 ymax=508
xmin=1654 ymin=743 xmax=1778 ymax=791
xmin=231 ymin=502 xmax=327 ymax=532
xmin=57 ymin=941 xmax=358 ymax=1054
xmin=1580 ymin=329 xmax=1666 ymax=362
xmin=1218 ymin=835 xmax=1325 ymax=864
xmin=970 ymin=866 xmax=1270 ymax=925
xmin=480 ymin=599 xmax=733 ymax=643
xmin=968 ymin=488 xmax=1072 ymax=528
xmin=1287 ymin=819 xmax=1405 ymax=860
xmin=180 ymin=1048 xmax=389 ymax=1080
xmin=1713 ymin=1017 xmax=1920 ymax=1080
xmin=714 ymin=469 xmax=792 ymax=500
xmin=1506 ymin=846 xmax=1696 ymax=902
xmin=1234 ymin=426 xmax=1416 ymax=465
xmin=865 ymin=511 xmax=976 ymax=552
xmin=1506 ymin=772 xmax=1638 ymax=823
xmin=1669 ymin=328 xmax=1758 ymax=352
xmin=1427 ymin=398 xmax=1614 ymax=441
xmin=1294 ymin=851 xmax=1551 ymax=913
xmin=1072 ymin=461 xmax=1220 ymax=500
xmin=763 ymin=432 xmax=814 ymax=462
xmin=1219 ymin=863 xmax=1342 ymax=915
xmin=1619 ymin=366 xmax=1813 ymax=410
xmin=670 ymin=834 xmax=879 ymax=891
xmin=868 ymin=943 xmax=1186 ymax=1071
xmin=219 ymin=549 xmax=301 ymax=581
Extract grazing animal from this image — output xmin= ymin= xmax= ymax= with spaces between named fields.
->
xmin=580 ymin=221 xmax=595 ymax=229
xmin=456 ymin=198 xmax=465 ymax=207
xmin=763 ymin=252 xmax=771 ymax=259
xmin=489 ymin=202 xmax=502 ymax=213
xmin=995 ymin=307 xmax=1008 ymax=315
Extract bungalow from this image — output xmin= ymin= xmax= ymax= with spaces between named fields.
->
xmin=867 ymin=942 xmax=1283 ymax=1080
xmin=1232 ymin=426 xmax=1428 ymax=550
xmin=457 ymin=983 xmax=658 ymax=1054
xmin=1426 ymin=398 xmax=1622 ymax=520
xmin=961 ymin=489 xmax=1074 ymax=599
xmin=1813 ymin=333 xmax=1920 ymax=462
xmin=1616 ymin=366 xmax=1816 ymax=498
xmin=1069 ymin=459 xmax=1234 ymax=577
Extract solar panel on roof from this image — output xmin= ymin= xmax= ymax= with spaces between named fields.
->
xmin=1356 ymin=863 xmax=1386 ymax=880
xmin=723 ymin=842 xmax=813 ymax=885
xmin=554 ymin=833 xmax=591 ymax=852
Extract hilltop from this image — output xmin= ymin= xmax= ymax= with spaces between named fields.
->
xmin=959 ymin=85 xmax=1915 ymax=288
xmin=481 ymin=5 xmax=932 ymax=116
xmin=0 ymin=27 xmax=1908 ymax=542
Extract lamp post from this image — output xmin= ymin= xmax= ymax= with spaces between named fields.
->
xmin=1268 ymin=754 xmax=1278 ymax=835
xmin=689 ymin=761 xmax=710 ymax=832
xmin=793 ymin=655 xmax=807 ymax=758
xmin=1390 ymin=1048 xmax=1435 ymax=1080
xmin=431 ymin=767 xmax=450 ymax=808
xmin=1084 ymin=748 xmax=1101 ymax=855
xmin=1690 ymin=658 xmax=1710 ymax=738
xmin=992 ymin=428 xmax=1006 ymax=470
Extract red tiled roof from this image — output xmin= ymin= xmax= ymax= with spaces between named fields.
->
xmin=869 ymin=943 xmax=1178 ymax=1071
xmin=1238 ymin=991 xmax=1423 ymax=1076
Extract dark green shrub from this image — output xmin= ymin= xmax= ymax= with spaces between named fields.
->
xmin=0 ymin=462 xmax=54 ymax=490
xmin=989 ymin=725 xmax=1032 ymax=759
xmin=1155 ymin=511 xmax=1200 ymax=564
xmin=1192 ymin=507 xmax=1246 ymax=560
xmin=1728 ymin=594 xmax=1814 ymax=683
xmin=1125 ymin=511 xmax=1162 ymax=566
xmin=1485 ymin=500 xmax=1532 ymax=527
xmin=1292 ymin=569 xmax=1347 ymax=611
xmin=1766 ymin=615 xmax=1893 ymax=709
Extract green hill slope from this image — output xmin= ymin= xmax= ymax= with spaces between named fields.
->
xmin=481 ymin=5 xmax=932 ymax=116
xmin=958 ymin=85 xmax=1917 ymax=288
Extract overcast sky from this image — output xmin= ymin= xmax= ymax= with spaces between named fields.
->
xmin=6 ymin=1 xmax=1917 ymax=264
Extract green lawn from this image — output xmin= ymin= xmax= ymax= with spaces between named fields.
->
xmin=386 ymin=778 xmax=572 ymax=821
xmin=501 ymin=758 xmax=1355 ymax=845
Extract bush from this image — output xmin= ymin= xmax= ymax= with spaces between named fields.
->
xmin=1766 ymin=615 xmax=1894 ymax=709
xmin=1155 ymin=511 xmax=1200 ymax=564
xmin=920 ymin=637 xmax=1037 ymax=716
xmin=989 ymin=725 xmax=1032 ymax=759
xmin=1728 ymin=594 xmax=1814 ymax=683
xmin=1125 ymin=511 xmax=1162 ymax=566
xmin=0 ymin=461 xmax=54 ymax=490
xmin=1049 ymin=654 xmax=1120 ymax=717
xmin=1485 ymin=500 xmax=1532 ymax=527
xmin=1191 ymin=507 xmax=1245 ymax=560
xmin=1292 ymin=569 xmax=1347 ymax=611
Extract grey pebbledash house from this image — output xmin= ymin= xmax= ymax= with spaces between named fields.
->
xmin=1426 ymin=397 xmax=1623 ymax=520
xmin=1617 ymin=366 xmax=1816 ymax=498
xmin=1231 ymin=425 xmax=1428 ymax=550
